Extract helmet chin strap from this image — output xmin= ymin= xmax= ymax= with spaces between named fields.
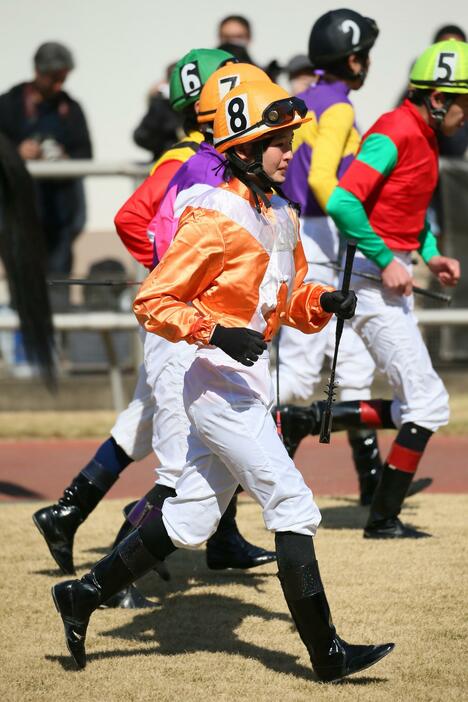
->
xmin=355 ymin=67 xmax=368 ymax=85
xmin=328 ymin=52 xmax=370 ymax=86
xmin=422 ymin=94 xmax=454 ymax=129
xmin=227 ymin=140 xmax=300 ymax=214
xmin=346 ymin=61 xmax=369 ymax=87
xmin=228 ymin=142 xmax=276 ymax=213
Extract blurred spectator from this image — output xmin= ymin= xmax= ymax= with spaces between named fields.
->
xmin=0 ymin=132 xmax=55 ymax=383
xmin=217 ymin=14 xmax=256 ymax=64
xmin=218 ymin=15 xmax=252 ymax=48
xmin=133 ymin=62 xmax=183 ymax=161
xmin=217 ymin=14 xmax=281 ymax=81
xmin=83 ymin=259 xmax=128 ymax=311
xmin=286 ymin=54 xmax=317 ymax=95
xmin=432 ymin=24 xmax=466 ymax=42
xmin=0 ymin=42 xmax=92 ymax=279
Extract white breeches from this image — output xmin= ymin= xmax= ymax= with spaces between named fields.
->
xmin=350 ymin=251 xmax=449 ymax=432
xmin=143 ymin=331 xmax=195 ymax=488
xmin=279 ymin=215 xmax=376 ymax=404
xmin=110 ymin=330 xmax=154 ymax=461
xmin=161 ymin=355 xmax=322 ymax=549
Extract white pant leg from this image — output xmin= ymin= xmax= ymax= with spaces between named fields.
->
xmin=143 ymin=332 xmax=195 ymax=488
xmin=278 ymin=215 xmax=375 ymax=403
xmin=110 ymin=353 xmax=154 ymax=461
xmin=301 ymin=215 xmax=341 ymax=270
xmin=162 ymin=426 xmax=239 ymax=549
xmin=279 ymin=216 xmax=338 ymax=404
xmin=334 ymin=322 xmax=376 ymax=401
xmin=351 ymin=252 xmax=449 ymax=432
xmin=278 ymin=325 xmax=330 ymax=404
xmin=162 ymin=356 xmax=321 ymax=549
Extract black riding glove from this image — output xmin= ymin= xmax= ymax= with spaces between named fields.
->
xmin=320 ymin=290 xmax=357 ymax=320
xmin=210 ymin=325 xmax=267 ymax=366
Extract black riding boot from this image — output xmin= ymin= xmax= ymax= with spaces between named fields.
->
xmin=103 ymin=485 xmax=176 ymax=609
xmin=206 ymin=494 xmax=276 ymax=570
xmin=277 ymin=404 xmax=322 ymax=458
xmin=278 ymin=561 xmax=394 ymax=682
xmin=365 ymin=422 xmax=433 ymax=539
xmin=52 ymin=512 xmax=177 ymax=669
xmin=348 ymin=429 xmax=383 ymax=506
xmin=52 ymin=531 xmax=157 ymax=668
xmin=33 ymin=460 xmax=118 ymax=574
xmin=364 ymin=465 xmax=431 ymax=539
xmin=279 ymin=400 xmax=395 ymax=460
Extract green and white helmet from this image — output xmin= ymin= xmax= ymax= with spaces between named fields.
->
xmin=410 ymin=39 xmax=468 ymax=93
xmin=169 ymin=48 xmax=236 ymax=112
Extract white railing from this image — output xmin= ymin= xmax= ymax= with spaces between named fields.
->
xmin=26 ymin=159 xmax=149 ymax=180
xmin=1 ymin=309 xmax=468 ymax=411
xmin=11 ymin=158 xmax=465 ymax=409
xmin=24 ymin=156 xmax=466 ymax=179
xmin=0 ymin=311 xmax=138 ymax=412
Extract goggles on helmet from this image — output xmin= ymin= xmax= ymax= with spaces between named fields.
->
xmin=216 ymin=97 xmax=307 ymax=149
xmin=261 ymin=97 xmax=308 ymax=126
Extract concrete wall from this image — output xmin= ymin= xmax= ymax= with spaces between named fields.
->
xmin=1 ymin=0 xmax=465 ymax=243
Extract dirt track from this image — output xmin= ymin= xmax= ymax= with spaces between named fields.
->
xmin=1 ymin=496 xmax=467 ymax=702
xmin=1 ymin=434 xmax=467 ymax=502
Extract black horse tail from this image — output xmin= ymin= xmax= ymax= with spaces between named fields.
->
xmin=0 ymin=133 xmax=56 ymax=388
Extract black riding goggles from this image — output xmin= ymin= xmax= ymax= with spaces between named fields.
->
xmin=217 ymin=96 xmax=307 ymax=149
xmin=261 ymin=97 xmax=308 ymax=127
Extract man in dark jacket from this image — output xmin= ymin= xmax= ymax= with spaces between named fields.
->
xmin=133 ymin=62 xmax=182 ymax=161
xmin=0 ymin=42 xmax=92 ymax=278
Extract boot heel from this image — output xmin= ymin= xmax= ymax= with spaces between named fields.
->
xmin=32 ymin=512 xmax=45 ymax=537
xmin=51 ymin=585 xmax=60 ymax=613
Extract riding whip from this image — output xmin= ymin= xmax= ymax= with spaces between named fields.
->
xmin=319 ymin=242 xmax=357 ymax=444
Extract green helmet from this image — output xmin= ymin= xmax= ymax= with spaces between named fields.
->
xmin=170 ymin=48 xmax=236 ymax=112
xmin=410 ymin=39 xmax=468 ymax=93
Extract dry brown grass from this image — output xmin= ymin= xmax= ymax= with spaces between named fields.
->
xmin=440 ymin=393 xmax=468 ymax=435
xmin=0 ymin=391 xmax=467 ymax=439
xmin=0 ymin=494 xmax=467 ymax=702
xmin=0 ymin=411 xmax=115 ymax=439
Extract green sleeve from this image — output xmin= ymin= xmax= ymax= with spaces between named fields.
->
xmin=355 ymin=133 xmax=398 ymax=175
xmin=418 ymin=219 xmax=441 ymax=263
xmin=327 ymin=186 xmax=394 ymax=269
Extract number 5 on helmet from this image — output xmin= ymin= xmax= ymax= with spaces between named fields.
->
xmin=409 ymin=39 xmax=468 ymax=92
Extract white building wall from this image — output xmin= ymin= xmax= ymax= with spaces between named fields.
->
xmin=1 ymin=0 xmax=465 ymax=234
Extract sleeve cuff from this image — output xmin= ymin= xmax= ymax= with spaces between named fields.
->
xmin=420 ymin=238 xmax=441 ymax=264
xmin=188 ymin=316 xmax=217 ymax=345
xmin=318 ymin=286 xmax=336 ymax=316
xmin=373 ymin=246 xmax=395 ymax=269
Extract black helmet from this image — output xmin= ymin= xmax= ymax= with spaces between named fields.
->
xmin=308 ymin=9 xmax=379 ymax=69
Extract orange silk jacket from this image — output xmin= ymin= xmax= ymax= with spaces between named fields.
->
xmin=133 ymin=178 xmax=333 ymax=345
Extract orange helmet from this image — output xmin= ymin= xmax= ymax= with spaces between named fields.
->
xmin=213 ymin=81 xmax=309 ymax=153
xmin=198 ymin=63 xmax=271 ymax=124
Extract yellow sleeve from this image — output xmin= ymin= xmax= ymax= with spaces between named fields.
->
xmin=149 ymin=131 xmax=204 ymax=174
xmin=308 ymin=102 xmax=355 ymax=211
xmin=133 ymin=207 xmax=224 ymax=344
xmin=291 ymin=112 xmax=317 ymax=153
